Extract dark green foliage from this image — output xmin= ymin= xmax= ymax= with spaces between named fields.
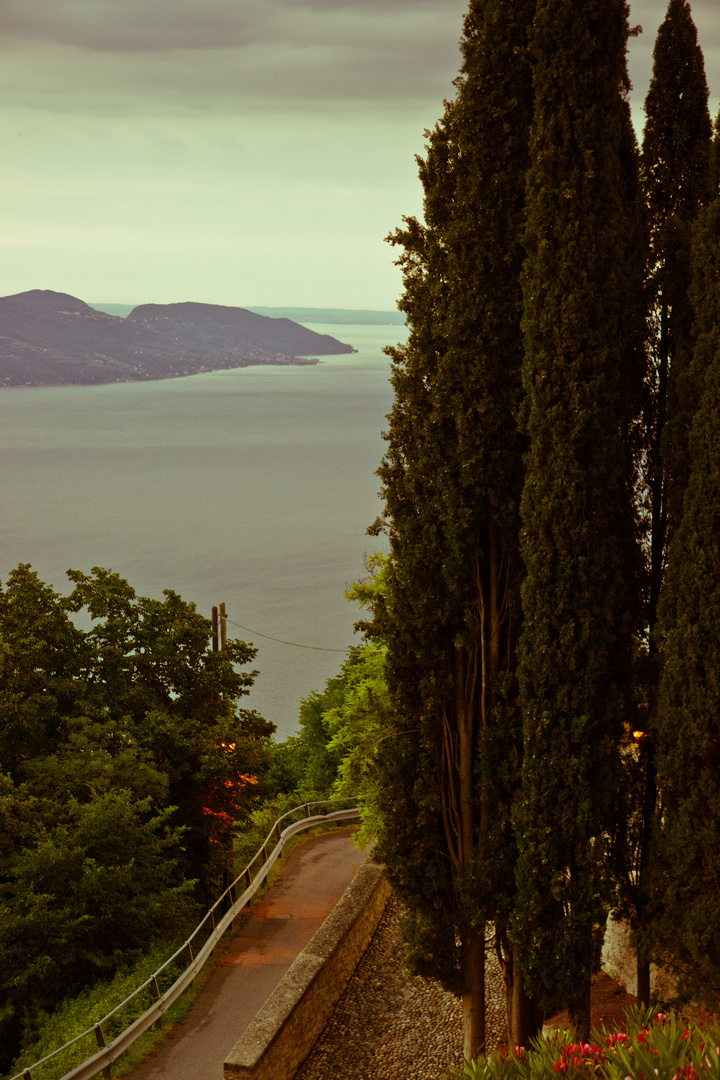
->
xmin=6 ymin=943 xmax=187 ymax=1080
xmin=643 ymin=0 xmax=713 ymax=222
xmin=0 ymin=565 xmax=88 ymax=776
xmin=282 ymin=676 xmax=347 ymax=797
xmin=711 ymin=109 xmax=720 ymax=194
xmin=274 ymin=597 xmax=390 ymax=821
xmin=324 ymin=641 xmax=390 ymax=832
xmin=512 ymin=0 xmax=646 ymax=1019
xmin=367 ymin=0 xmax=718 ymax=1035
xmin=64 ymin=567 xmax=274 ymax=898
xmin=648 ymin=182 xmax=720 ymax=1006
xmin=0 ymin=564 xmax=273 ymax=1070
xmin=0 ymin=783 xmax=191 ymax=999
xmin=641 ymin=0 xmax=713 ymax=612
xmin=618 ymin=0 xmax=713 ymax=1003
xmin=371 ymin=0 xmax=536 ymax=1052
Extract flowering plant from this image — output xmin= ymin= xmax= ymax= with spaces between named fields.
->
xmin=464 ymin=1006 xmax=720 ymax=1080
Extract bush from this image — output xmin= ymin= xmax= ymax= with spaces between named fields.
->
xmin=5 ymin=943 xmax=185 ymax=1080
xmin=464 ymin=1007 xmax=720 ymax=1080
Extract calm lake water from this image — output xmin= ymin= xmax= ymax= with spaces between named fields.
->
xmin=0 ymin=323 xmax=405 ymax=738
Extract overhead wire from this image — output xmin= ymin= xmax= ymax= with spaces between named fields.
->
xmin=225 ymin=617 xmax=350 ymax=653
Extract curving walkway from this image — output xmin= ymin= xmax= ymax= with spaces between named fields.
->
xmin=128 ymin=827 xmax=364 ymax=1080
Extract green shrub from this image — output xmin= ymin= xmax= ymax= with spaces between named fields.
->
xmin=464 ymin=1007 xmax=720 ymax=1080
xmin=5 ymin=942 xmax=184 ymax=1080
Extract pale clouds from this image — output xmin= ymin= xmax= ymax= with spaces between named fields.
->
xmin=2 ymin=0 xmax=717 ymax=116
xmin=1 ymin=0 xmax=463 ymax=52
xmin=0 ymin=1 xmax=467 ymax=114
xmin=1 ymin=0 xmax=719 ymax=309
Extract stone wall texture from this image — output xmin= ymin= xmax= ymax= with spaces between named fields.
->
xmin=602 ymin=915 xmax=677 ymax=1000
xmin=224 ymin=860 xmax=391 ymax=1080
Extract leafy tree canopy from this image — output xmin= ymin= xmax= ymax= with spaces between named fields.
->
xmin=0 ymin=564 xmax=274 ymax=1069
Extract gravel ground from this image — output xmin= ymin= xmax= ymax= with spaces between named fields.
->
xmin=295 ymin=894 xmax=507 ymax=1080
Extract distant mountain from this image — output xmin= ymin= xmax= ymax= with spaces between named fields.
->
xmin=245 ymin=306 xmax=406 ymax=325
xmin=0 ymin=291 xmax=355 ymax=388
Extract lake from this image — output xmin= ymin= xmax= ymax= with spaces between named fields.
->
xmin=0 ymin=323 xmax=405 ymax=738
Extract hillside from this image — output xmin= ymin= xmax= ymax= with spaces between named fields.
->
xmin=0 ymin=291 xmax=355 ymax=387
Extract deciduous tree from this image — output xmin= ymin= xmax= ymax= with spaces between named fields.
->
xmin=65 ymin=567 xmax=274 ymax=898
xmin=0 ymin=564 xmax=273 ymax=1066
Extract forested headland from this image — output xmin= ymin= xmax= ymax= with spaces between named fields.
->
xmin=0 ymin=290 xmax=354 ymax=387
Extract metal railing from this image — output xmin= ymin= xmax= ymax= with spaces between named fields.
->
xmin=10 ymin=797 xmax=361 ymax=1080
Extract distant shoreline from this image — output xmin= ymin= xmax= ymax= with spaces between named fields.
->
xmin=91 ymin=302 xmax=406 ymax=326
xmin=0 ymin=355 xmax=320 ymax=390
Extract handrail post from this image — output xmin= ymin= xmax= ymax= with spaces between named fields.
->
xmin=229 ymin=881 xmax=237 ymax=928
xmin=151 ymin=976 xmax=162 ymax=1031
xmin=94 ymin=1024 xmax=112 ymax=1079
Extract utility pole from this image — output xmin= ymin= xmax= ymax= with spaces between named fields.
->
xmin=219 ymin=602 xmax=227 ymax=650
xmin=212 ymin=606 xmax=219 ymax=652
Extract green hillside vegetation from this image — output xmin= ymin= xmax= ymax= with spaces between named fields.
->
xmin=0 ymin=565 xmax=275 ymax=1074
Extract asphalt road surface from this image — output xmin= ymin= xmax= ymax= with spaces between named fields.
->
xmin=128 ymin=827 xmax=364 ymax=1080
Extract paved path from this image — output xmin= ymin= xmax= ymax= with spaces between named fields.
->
xmin=128 ymin=828 xmax=364 ymax=1080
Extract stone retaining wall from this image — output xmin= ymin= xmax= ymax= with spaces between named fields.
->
xmin=224 ymin=860 xmax=391 ymax=1080
xmin=602 ymin=916 xmax=677 ymax=1000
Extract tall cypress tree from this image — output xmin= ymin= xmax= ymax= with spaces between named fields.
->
xmin=371 ymin=0 xmax=536 ymax=1056
xmin=649 ymin=168 xmax=720 ymax=1005
xmin=511 ymin=0 xmax=646 ymax=1034
xmin=642 ymin=0 xmax=713 ymax=576
xmin=626 ymin=0 xmax=713 ymax=1004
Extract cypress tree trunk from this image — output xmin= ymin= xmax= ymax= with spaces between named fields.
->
xmin=509 ymin=953 xmax=542 ymax=1050
xmin=512 ymin=0 xmax=646 ymax=1018
xmin=462 ymin=929 xmax=486 ymax=1059
xmin=570 ymin=984 xmax=592 ymax=1044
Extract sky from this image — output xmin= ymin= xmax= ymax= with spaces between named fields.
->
xmin=1 ymin=0 xmax=719 ymax=310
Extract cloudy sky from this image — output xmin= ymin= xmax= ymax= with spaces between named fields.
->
xmin=1 ymin=0 xmax=719 ymax=310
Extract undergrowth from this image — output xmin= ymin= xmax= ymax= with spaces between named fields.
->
xmin=5 ymin=817 xmax=355 ymax=1080
xmin=461 ymin=1006 xmax=720 ymax=1080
